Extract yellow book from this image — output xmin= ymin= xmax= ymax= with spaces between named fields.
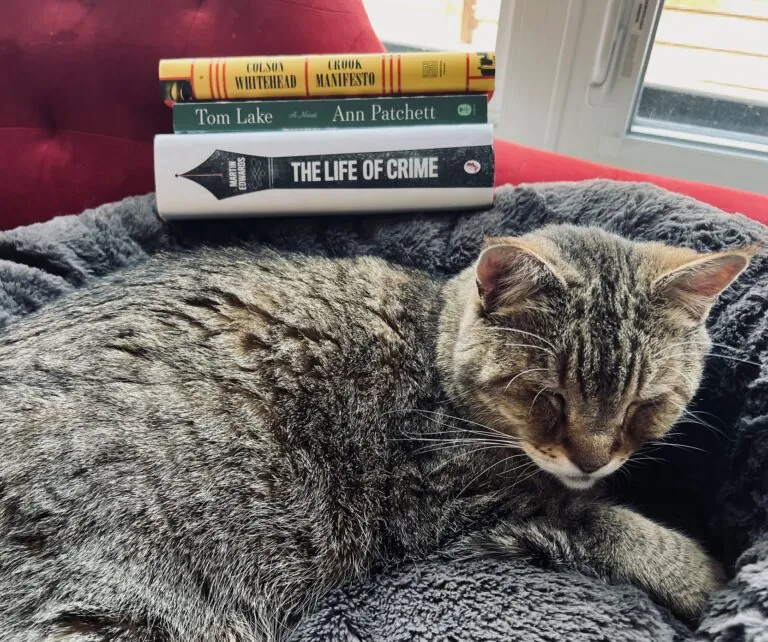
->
xmin=160 ymin=52 xmax=495 ymax=104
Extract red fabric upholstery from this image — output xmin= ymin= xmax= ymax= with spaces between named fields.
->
xmin=0 ymin=0 xmax=384 ymax=231
xmin=494 ymin=140 xmax=768 ymax=227
xmin=0 ymin=0 xmax=765 ymax=231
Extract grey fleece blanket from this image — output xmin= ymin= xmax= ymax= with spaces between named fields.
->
xmin=1 ymin=180 xmax=767 ymax=641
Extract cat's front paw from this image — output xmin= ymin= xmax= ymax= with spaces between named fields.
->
xmin=603 ymin=506 xmax=726 ymax=623
xmin=653 ymin=539 xmax=727 ymax=622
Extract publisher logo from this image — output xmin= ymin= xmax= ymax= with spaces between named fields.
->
xmin=457 ymin=104 xmax=473 ymax=117
xmin=464 ymin=160 xmax=481 ymax=174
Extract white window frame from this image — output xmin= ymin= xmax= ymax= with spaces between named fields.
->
xmin=489 ymin=0 xmax=768 ymax=195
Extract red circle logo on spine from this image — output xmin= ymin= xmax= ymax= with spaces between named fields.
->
xmin=464 ymin=160 xmax=481 ymax=174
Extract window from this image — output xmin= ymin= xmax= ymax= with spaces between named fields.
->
xmin=491 ymin=0 xmax=768 ymax=194
xmin=633 ymin=1 xmax=768 ymax=155
xmin=361 ymin=0 xmax=501 ymax=51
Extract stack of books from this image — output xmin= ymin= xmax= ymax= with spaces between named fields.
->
xmin=153 ymin=52 xmax=496 ymax=219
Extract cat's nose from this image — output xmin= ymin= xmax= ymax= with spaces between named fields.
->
xmin=573 ymin=459 xmax=604 ymax=474
xmin=563 ymin=435 xmax=613 ymax=474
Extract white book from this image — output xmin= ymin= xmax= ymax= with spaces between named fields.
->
xmin=154 ymin=124 xmax=494 ymax=218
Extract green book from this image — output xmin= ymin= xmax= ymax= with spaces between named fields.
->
xmin=173 ymin=94 xmax=487 ymax=133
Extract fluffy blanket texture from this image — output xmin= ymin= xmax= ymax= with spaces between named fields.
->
xmin=1 ymin=181 xmax=766 ymax=641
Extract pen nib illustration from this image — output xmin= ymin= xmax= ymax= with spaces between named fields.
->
xmin=177 ymin=150 xmax=267 ymax=200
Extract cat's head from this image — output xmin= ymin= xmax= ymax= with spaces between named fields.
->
xmin=439 ymin=225 xmax=756 ymax=490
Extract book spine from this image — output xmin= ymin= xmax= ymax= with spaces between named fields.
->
xmin=173 ymin=95 xmax=488 ymax=132
xmin=154 ymin=124 xmax=494 ymax=218
xmin=160 ymin=52 xmax=495 ymax=103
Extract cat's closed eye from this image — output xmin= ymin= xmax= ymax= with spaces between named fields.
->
xmin=622 ymin=400 xmax=646 ymax=432
xmin=545 ymin=392 xmax=566 ymax=416
xmin=622 ymin=396 xmax=675 ymax=442
xmin=542 ymin=392 xmax=566 ymax=432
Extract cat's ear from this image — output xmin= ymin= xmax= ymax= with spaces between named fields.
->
xmin=653 ymin=247 xmax=758 ymax=323
xmin=475 ymin=237 xmax=569 ymax=314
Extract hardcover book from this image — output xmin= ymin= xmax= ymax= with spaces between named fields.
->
xmin=173 ymin=95 xmax=488 ymax=133
xmin=160 ymin=52 xmax=495 ymax=103
xmin=154 ymin=124 xmax=495 ymax=218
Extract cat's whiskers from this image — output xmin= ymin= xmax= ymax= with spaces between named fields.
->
xmin=658 ymin=346 xmax=760 ymax=369
xmin=628 ymin=455 xmax=665 ymax=464
xmin=387 ymin=408 xmax=517 ymax=442
xmin=660 ymin=364 xmax=699 ymax=391
xmin=667 ymin=401 xmax=728 ymax=438
xmin=661 ymin=340 xmax=706 ymax=354
xmin=617 ymin=465 xmax=632 ymax=481
xmin=406 ymin=437 xmax=522 ymax=456
xmin=397 ymin=429 xmax=521 ymax=445
xmin=416 ymin=409 xmax=514 ymax=440
xmin=529 ymin=385 xmax=552 ymax=417
xmin=413 ymin=408 xmax=517 ymax=441
xmin=390 ymin=409 xmax=525 ymax=460
xmin=510 ymin=463 xmax=542 ymax=488
xmin=646 ymin=439 xmax=708 ymax=454
xmin=664 ymin=339 xmax=743 ymax=354
xmin=708 ymin=340 xmax=753 ymax=352
xmin=504 ymin=457 xmax=542 ymax=478
xmin=679 ymin=407 xmax=726 ymax=424
xmin=627 ymin=444 xmax=667 ymax=464
xmin=430 ymin=446 xmax=529 ymax=475
xmin=497 ymin=457 xmax=538 ymax=479
xmin=407 ymin=434 xmax=521 ymax=446
xmin=482 ymin=326 xmax=558 ymax=356
xmin=640 ymin=444 xmax=669 ymax=458
xmin=393 ymin=392 xmax=544 ymax=490
xmin=460 ymin=339 xmax=556 ymax=360
xmin=454 ymin=452 xmax=534 ymax=501
xmin=668 ymin=351 xmax=761 ymax=368
xmin=504 ymin=367 xmax=548 ymax=392
xmin=703 ymin=352 xmax=762 ymax=368
xmin=405 ymin=433 xmax=522 ymax=454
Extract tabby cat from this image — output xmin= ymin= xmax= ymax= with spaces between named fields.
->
xmin=0 ymin=224 xmax=753 ymax=641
